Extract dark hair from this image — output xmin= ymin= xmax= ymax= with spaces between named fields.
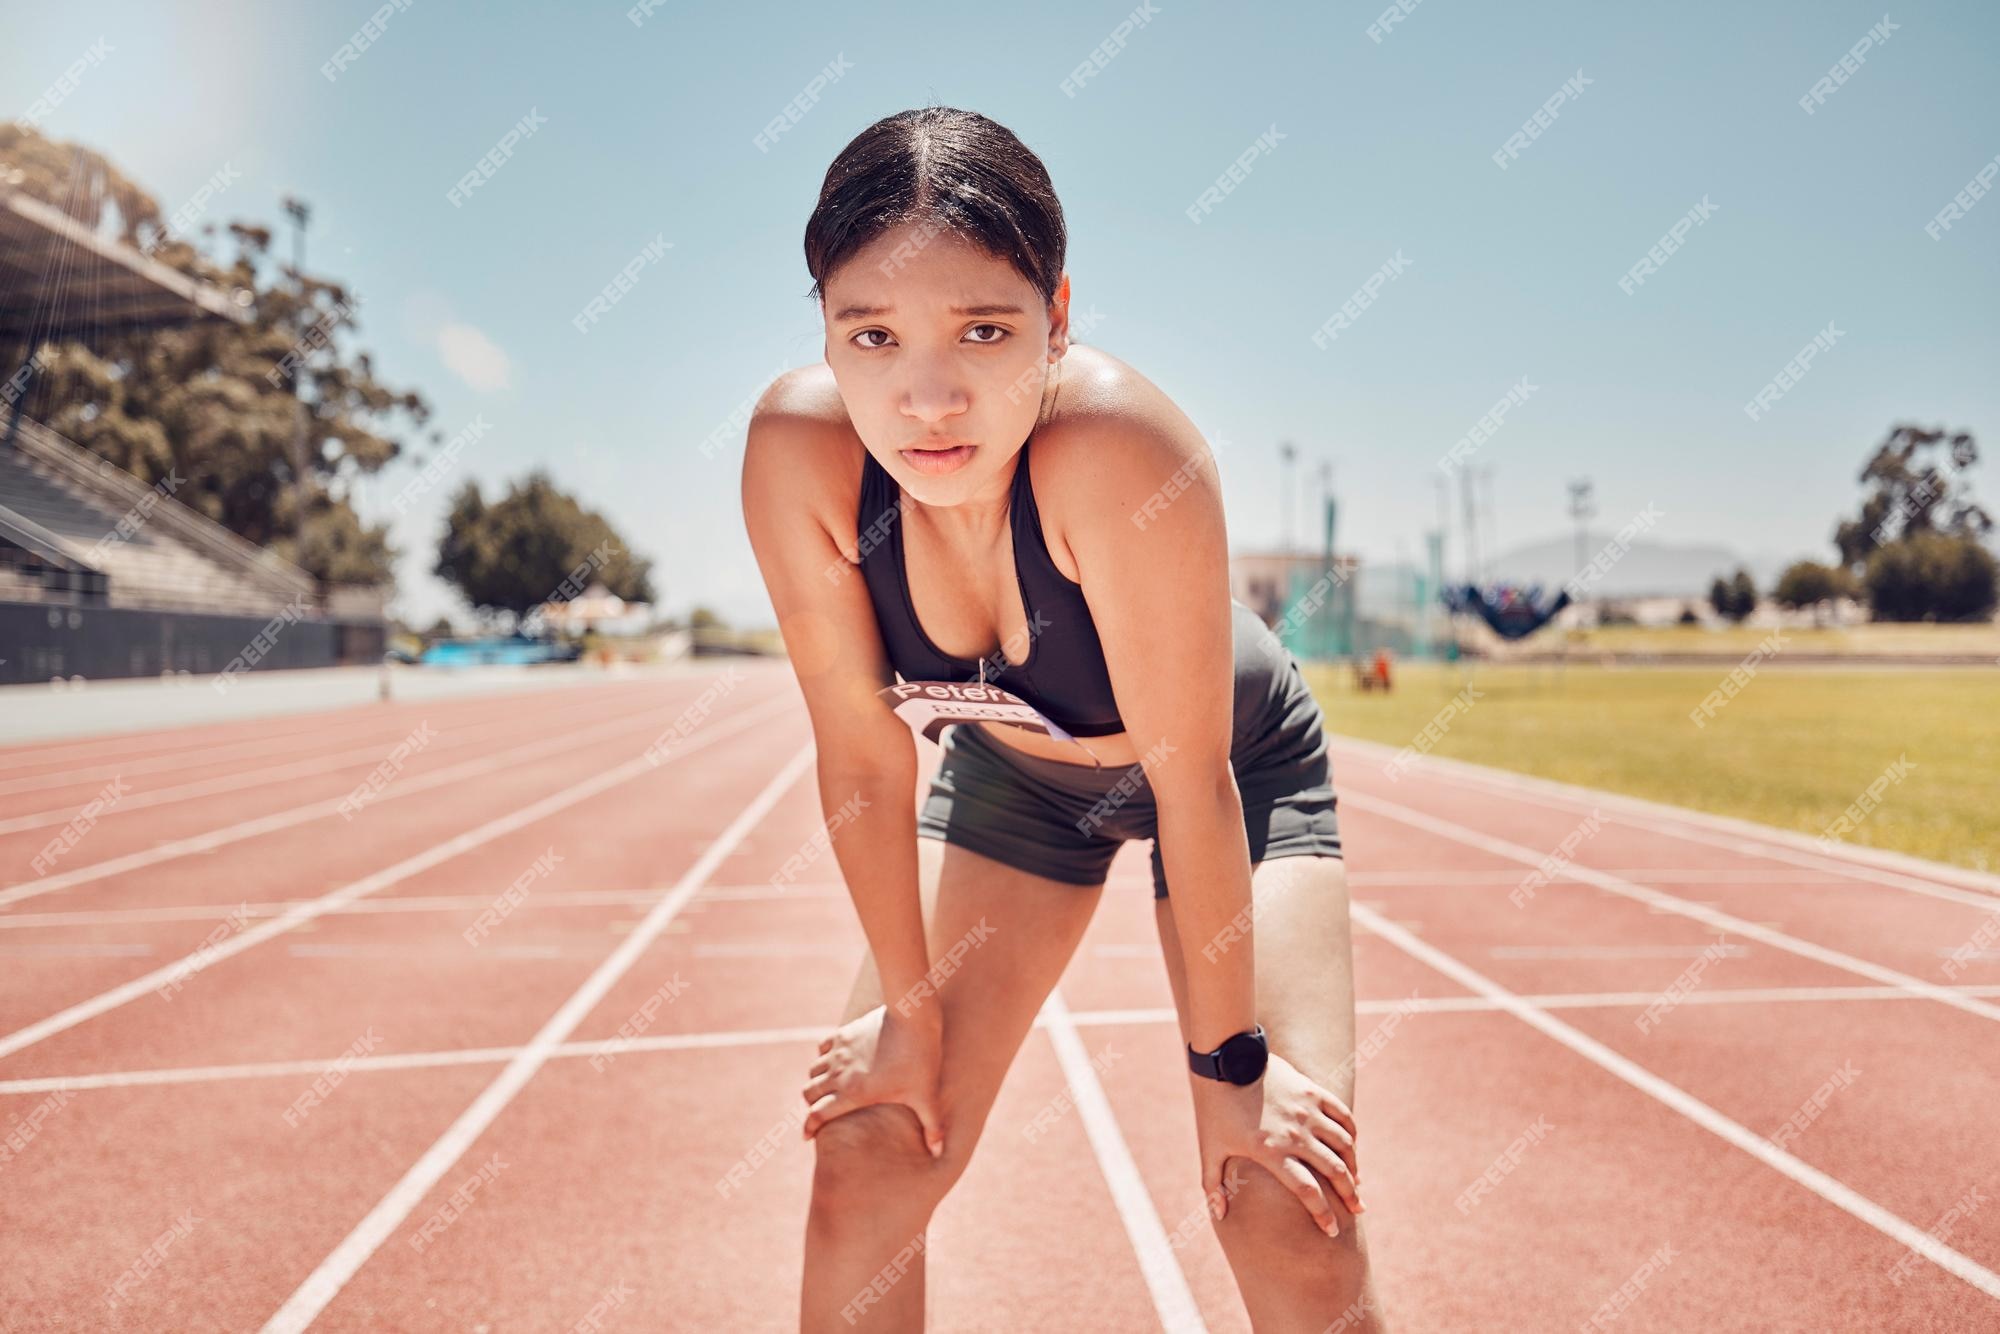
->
xmin=803 ymin=107 xmax=1066 ymax=306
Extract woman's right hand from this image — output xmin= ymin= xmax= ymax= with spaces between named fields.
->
xmin=801 ymin=1003 xmax=947 ymax=1159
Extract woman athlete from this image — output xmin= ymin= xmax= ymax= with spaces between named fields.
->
xmin=742 ymin=107 xmax=1383 ymax=1332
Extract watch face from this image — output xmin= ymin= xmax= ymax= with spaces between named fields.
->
xmin=1219 ymin=1031 xmax=1269 ymax=1084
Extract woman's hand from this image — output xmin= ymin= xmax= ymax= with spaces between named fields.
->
xmin=801 ymin=1004 xmax=948 ymax=1159
xmin=1192 ymin=1050 xmax=1362 ymax=1236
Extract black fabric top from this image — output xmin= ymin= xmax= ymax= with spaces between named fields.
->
xmin=856 ymin=434 xmax=1126 ymax=738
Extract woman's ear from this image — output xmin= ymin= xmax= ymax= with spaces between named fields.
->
xmin=1048 ymin=272 xmax=1072 ymax=359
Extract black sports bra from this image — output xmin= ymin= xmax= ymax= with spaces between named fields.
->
xmin=855 ymin=434 xmax=1125 ymax=737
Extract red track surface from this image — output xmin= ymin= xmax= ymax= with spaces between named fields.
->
xmin=3 ymin=661 xmax=1997 ymax=1331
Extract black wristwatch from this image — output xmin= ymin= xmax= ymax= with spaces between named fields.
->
xmin=1187 ymin=1024 xmax=1269 ymax=1085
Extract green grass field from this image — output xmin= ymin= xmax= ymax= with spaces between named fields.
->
xmin=1553 ymin=622 xmax=2000 ymax=658
xmin=1304 ymin=660 xmax=2000 ymax=875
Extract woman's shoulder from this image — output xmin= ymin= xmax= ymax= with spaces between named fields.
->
xmin=1036 ymin=345 xmax=1216 ymax=504
xmin=741 ymin=364 xmax=868 ymax=547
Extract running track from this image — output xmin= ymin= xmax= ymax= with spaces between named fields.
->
xmin=2 ymin=659 xmax=1996 ymax=1331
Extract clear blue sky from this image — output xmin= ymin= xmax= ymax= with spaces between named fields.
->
xmin=6 ymin=0 xmax=1997 ymax=627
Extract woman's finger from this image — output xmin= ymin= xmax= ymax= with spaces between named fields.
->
xmin=1295 ymin=1126 xmax=1363 ymax=1216
xmin=807 ymin=1055 xmax=831 ymax=1080
xmin=800 ymin=1072 xmax=836 ymax=1107
xmin=1311 ymin=1108 xmax=1359 ymax=1185
xmin=801 ymin=1090 xmax=846 ymax=1141
xmin=1316 ymin=1088 xmax=1357 ymax=1139
xmin=818 ymin=1036 xmax=835 ymax=1056
xmin=1272 ymin=1156 xmax=1340 ymax=1237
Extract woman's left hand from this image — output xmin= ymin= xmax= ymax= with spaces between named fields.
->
xmin=1191 ymin=1050 xmax=1363 ymax=1237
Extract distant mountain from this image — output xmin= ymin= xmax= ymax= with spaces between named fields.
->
xmin=1477 ymin=532 xmax=1801 ymax=599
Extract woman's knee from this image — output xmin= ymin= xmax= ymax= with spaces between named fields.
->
xmin=809 ymin=1103 xmax=973 ymax=1224
xmin=1212 ymin=1161 xmax=1369 ymax=1277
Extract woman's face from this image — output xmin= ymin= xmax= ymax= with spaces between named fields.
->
xmin=821 ymin=222 xmax=1067 ymax=505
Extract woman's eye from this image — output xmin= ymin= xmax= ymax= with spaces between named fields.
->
xmin=965 ymin=324 xmax=1008 ymax=344
xmin=851 ymin=329 xmax=894 ymax=350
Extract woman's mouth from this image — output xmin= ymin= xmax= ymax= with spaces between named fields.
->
xmin=899 ymin=443 xmax=977 ymax=475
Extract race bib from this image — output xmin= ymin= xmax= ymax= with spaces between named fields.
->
xmin=877 ymin=679 xmax=1077 ymax=745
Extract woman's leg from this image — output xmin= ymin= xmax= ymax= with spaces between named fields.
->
xmin=800 ymin=836 xmax=1106 ymax=1332
xmin=1155 ymin=854 xmax=1387 ymax=1333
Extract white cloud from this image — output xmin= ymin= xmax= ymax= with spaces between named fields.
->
xmin=438 ymin=321 xmax=511 ymax=391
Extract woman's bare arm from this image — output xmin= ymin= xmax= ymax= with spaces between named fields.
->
xmin=740 ymin=369 xmax=933 ymax=1008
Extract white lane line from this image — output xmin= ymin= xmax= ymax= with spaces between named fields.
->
xmin=0 ymin=692 xmax=799 ymax=1063
xmin=1350 ymin=902 xmax=2000 ymax=1301
xmin=1326 ymin=734 xmax=2000 ymax=906
xmin=1037 ymin=989 xmax=1206 ymax=1333
xmin=1341 ymin=790 xmax=2000 ymax=1026
xmin=259 ymin=741 xmax=818 ymax=1333
xmin=0 ymin=673 xmax=769 ymax=910
xmin=12 ymin=984 xmax=2000 ymax=1099
xmin=0 ymin=681 xmax=631 ymax=799
xmin=1487 ymin=944 xmax=1753 ymax=960
xmin=0 ymin=689 xmax=635 ymax=835
xmin=0 ymin=883 xmax=851 ymax=929
xmin=1345 ymin=868 xmax=1847 ymax=887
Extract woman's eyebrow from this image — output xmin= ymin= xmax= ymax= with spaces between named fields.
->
xmin=830 ymin=302 xmax=1027 ymax=321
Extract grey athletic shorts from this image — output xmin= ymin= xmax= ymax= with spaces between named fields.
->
xmin=915 ymin=601 xmax=1342 ymax=899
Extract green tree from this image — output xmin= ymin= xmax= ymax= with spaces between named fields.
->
xmin=1863 ymin=532 xmax=1999 ymax=623
xmin=1772 ymin=560 xmax=1859 ymax=616
xmin=434 ymin=469 xmax=656 ymax=629
xmin=0 ymin=124 xmax=427 ymax=587
xmin=1833 ymin=425 xmax=1989 ymax=571
xmin=1707 ymin=568 xmax=1756 ymax=622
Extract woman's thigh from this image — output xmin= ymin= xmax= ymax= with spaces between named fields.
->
xmin=816 ymin=835 xmax=1106 ymax=1168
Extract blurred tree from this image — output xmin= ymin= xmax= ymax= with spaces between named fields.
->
xmin=687 ymin=606 xmax=726 ymax=630
xmin=1707 ymin=568 xmax=1756 ymax=622
xmin=1864 ymin=532 xmax=1998 ymax=623
xmin=434 ymin=469 xmax=656 ymax=628
xmin=1773 ymin=560 xmax=1860 ymax=623
xmin=0 ymin=124 xmax=427 ymax=587
xmin=1834 ymin=425 xmax=1989 ymax=570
